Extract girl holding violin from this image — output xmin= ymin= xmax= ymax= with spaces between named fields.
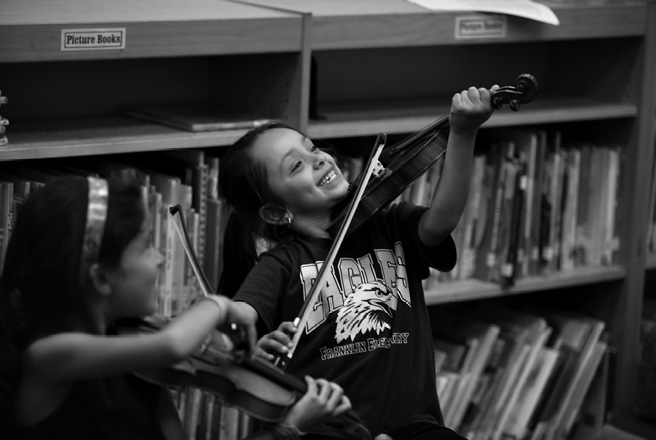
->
xmin=0 ymin=175 xmax=352 ymax=440
xmin=220 ymin=84 xmax=498 ymax=440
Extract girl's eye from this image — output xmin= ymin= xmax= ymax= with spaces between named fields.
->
xmin=291 ymin=160 xmax=302 ymax=172
xmin=310 ymin=145 xmax=319 ymax=153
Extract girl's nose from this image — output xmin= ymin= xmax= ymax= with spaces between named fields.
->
xmin=313 ymin=154 xmax=325 ymax=169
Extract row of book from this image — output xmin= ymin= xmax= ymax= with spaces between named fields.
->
xmin=0 ymin=91 xmax=7 ymax=146
xmin=404 ymin=128 xmax=623 ymax=287
xmin=431 ymin=303 xmax=610 ymax=440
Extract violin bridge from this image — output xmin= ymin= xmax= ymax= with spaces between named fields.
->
xmin=371 ymin=160 xmax=385 ymax=177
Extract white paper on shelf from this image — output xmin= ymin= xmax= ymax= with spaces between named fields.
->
xmin=405 ymin=0 xmax=560 ymax=26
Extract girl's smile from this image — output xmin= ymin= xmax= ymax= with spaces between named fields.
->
xmin=318 ymin=168 xmax=338 ymax=187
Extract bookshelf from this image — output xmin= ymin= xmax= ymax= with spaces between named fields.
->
xmin=0 ymin=0 xmax=310 ymax=160
xmin=241 ymin=0 xmax=656 ymax=431
xmin=2 ymin=0 xmax=656 ymax=438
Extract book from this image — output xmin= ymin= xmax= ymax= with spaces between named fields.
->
xmin=0 ymin=180 xmax=14 ymax=272
xmin=541 ymin=130 xmax=563 ymax=274
xmin=432 ymin=335 xmax=479 ymax=417
xmin=502 ymin=346 xmax=560 ymax=440
xmin=124 ymin=103 xmax=272 ymax=132
xmin=458 ymin=154 xmax=487 ymax=280
xmin=163 ymin=149 xmax=210 ymax=268
xmin=508 ymin=128 xmax=545 ymax=277
xmin=602 ymin=147 xmax=621 ymax=266
xmin=559 ymin=339 xmax=608 ymax=439
xmin=527 ymin=348 xmax=573 ymax=440
xmin=574 ymin=144 xmax=593 ymax=267
xmin=473 ymin=141 xmax=508 ymax=282
xmin=539 ymin=310 xmax=606 ymax=440
xmin=457 ymin=304 xmax=551 ymax=440
xmin=149 ymin=172 xmax=182 ymax=316
xmin=431 ymin=309 xmax=501 ymax=430
xmin=493 ymin=324 xmax=551 ymax=440
xmin=560 ymin=148 xmax=581 ymax=271
xmin=499 ymin=154 xmax=526 ymax=287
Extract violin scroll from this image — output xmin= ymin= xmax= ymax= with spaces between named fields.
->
xmin=490 ymin=73 xmax=538 ymax=111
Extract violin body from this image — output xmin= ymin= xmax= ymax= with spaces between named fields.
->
xmin=117 ymin=301 xmax=372 ymax=439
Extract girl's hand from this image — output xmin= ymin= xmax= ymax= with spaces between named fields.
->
xmin=219 ymin=298 xmax=259 ymax=355
xmin=254 ymin=321 xmax=297 ymax=362
xmin=283 ymin=376 xmax=352 ymax=432
xmin=449 ymin=85 xmax=498 ymax=135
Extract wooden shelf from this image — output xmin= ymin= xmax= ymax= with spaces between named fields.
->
xmin=0 ymin=0 xmax=304 ymax=62
xmin=0 ymin=117 xmax=252 ymax=160
xmin=308 ymin=97 xmax=637 ymax=138
xmin=425 ymin=266 xmax=627 ymax=305
xmin=240 ymin=0 xmax=646 ymax=49
xmin=0 ymin=97 xmax=634 ymax=158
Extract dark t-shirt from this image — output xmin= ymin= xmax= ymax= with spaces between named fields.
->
xmin=234 ymin=203 xmax=457 ymax=437
xmin=20 ymin=325 xmax=167 ymax=440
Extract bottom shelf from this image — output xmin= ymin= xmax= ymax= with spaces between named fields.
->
xmin=606 ymin=412 xmax=656 ymax=440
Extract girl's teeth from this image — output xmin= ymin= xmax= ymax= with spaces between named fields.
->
xmin=320 ymin=171 xmax=336 ymax=186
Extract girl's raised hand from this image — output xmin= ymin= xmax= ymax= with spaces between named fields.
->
xmin=254 ymin=321 xmax=297 ymax=362
xmin=449 ymin=85 xmax=498 ymax=135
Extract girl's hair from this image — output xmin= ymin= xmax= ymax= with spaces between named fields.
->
xmin=218 ymin=121 xmax=340 ymax=295
xmin=218 ymin=122 xmax=298 ymax=274
xmin=0 ymin=175 xmax=145 ymax=433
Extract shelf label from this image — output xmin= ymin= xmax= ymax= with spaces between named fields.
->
xmin=455 ymin=15 xmax=506 ymax=39
xmin=61 ymin=28 xmax=126 ymax=51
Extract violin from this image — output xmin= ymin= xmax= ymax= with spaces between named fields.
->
xmin=277 ymin=74 xmax=538 ymax=367
xmin=328 ymin=73 xmax=538 ymax=237
xmin=119 ymin=205 xmax=372 ymax=439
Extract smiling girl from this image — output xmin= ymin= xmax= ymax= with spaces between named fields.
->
xmin=220 ymin=85 xmax=497 ymax=439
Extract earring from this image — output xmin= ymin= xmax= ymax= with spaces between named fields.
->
xmin=283 ymin=213 xmax=293 ymax=226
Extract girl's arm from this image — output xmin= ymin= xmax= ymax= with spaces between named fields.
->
xmin=21 ymin=295 xmax=256 ymax=384
xmin=418 ymin=86 xmax=496 ymax=248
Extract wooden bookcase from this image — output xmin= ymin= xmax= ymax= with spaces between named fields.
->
xmin=0 ymin=0 xmax=310 ymax=159
xmin=2 ymin=0 xmax=656 ymax=437
xmin=242 ymin=0 xmax=656 ymax=425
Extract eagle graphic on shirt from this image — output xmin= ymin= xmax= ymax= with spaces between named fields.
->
xmin=334 ymin=280 xmax=397 ymax=343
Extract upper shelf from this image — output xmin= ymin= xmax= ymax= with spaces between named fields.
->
xmin=237 ymin=0 xmax=648 ymax=49
xmin=308 ymin=96 xmax=637 ymax=139
xmin=0 ymin=0 xmax=305 ymax=62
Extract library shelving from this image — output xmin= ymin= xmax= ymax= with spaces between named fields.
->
xmin=2 ymin=0 xmax=656 ymax=439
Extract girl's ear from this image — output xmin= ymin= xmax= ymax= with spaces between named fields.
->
xmin=259 ymin=204 xmax=293 ymax=226
xmin=88 ymin=263 xmax=112 ymax=297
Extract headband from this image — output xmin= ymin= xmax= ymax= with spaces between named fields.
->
xmin=80 ymin=176 xmax=109 ymax=281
